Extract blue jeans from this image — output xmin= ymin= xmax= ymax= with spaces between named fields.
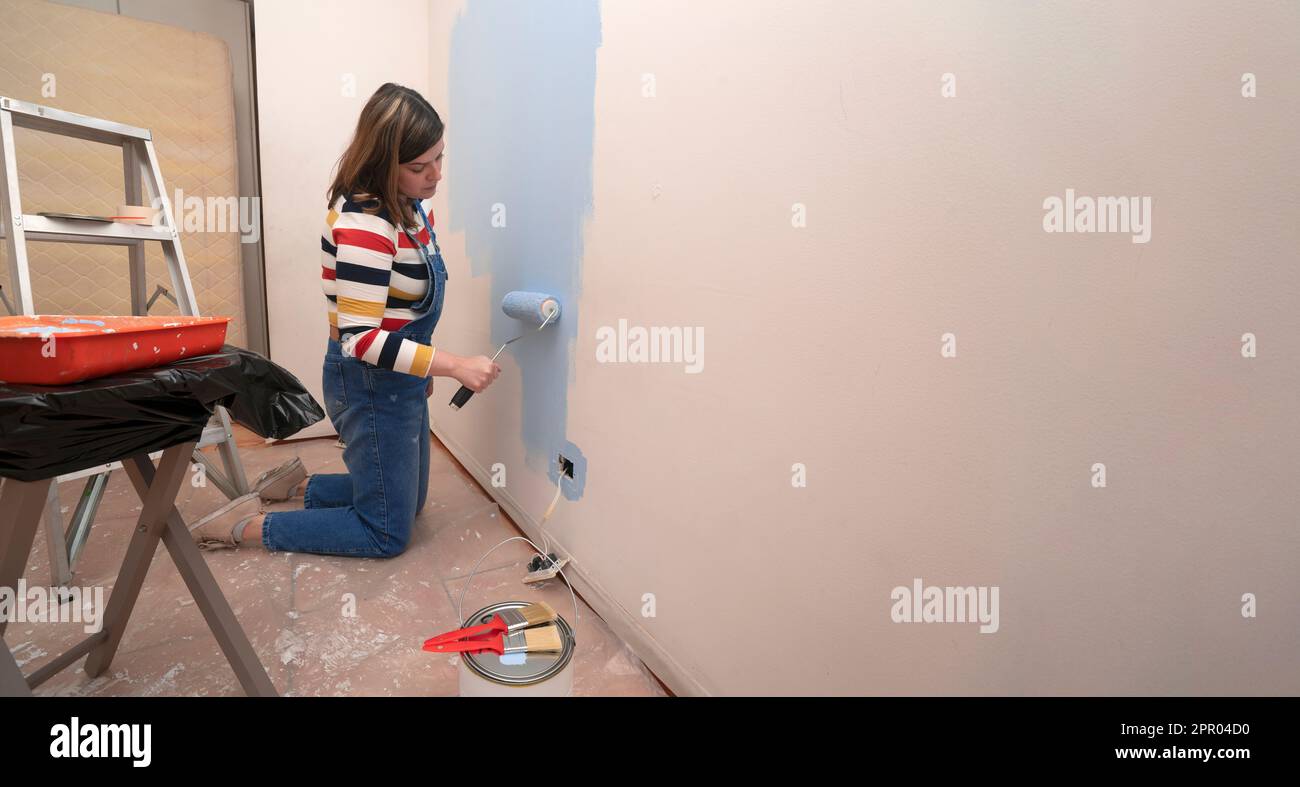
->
xmin=263 ymin=238 xmax=448 ymax=557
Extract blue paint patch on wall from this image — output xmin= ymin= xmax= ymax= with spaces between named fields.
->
xmin=553 ymin=440 xmax=587 ymax=501
xmin=448 ymin=0 xmax=600 ymax=495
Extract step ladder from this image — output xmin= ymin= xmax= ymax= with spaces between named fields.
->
xmin=0 ymin=95 xmax=250 ymax=588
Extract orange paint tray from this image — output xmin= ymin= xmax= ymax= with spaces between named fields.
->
xmin=0 ymin=314 xmax=230 ymax=385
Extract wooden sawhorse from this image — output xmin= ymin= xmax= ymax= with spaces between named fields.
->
xmin=0 ymin=439 xmax=276 ymax=696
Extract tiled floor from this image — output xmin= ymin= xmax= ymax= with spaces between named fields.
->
xmin=7 ymin=425 xmax=666 ymax=697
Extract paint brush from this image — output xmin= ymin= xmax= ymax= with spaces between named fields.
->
xmin=422 ymin=601 xmax=557 ymax=647
xmin=423 ymin=624 xmax=564 ymax=656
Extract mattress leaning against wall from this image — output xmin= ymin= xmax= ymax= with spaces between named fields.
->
xmin=0 ymin=0 xmax=246 ymax=345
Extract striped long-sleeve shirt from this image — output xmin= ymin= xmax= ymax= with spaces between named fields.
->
xmin=321 ymin=194 xmax=437 ymax=377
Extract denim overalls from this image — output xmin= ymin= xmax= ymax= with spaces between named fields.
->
xmin=262 ymin=200 xmax=448 ymax=557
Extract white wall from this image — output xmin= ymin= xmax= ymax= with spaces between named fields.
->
xmin=254 ymin=0 xmax=430 ymax=438
xmin=425 ymin=0 xmax=1300 ymax=695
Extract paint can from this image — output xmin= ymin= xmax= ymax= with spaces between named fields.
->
xmin=457 ymin=600 xmax=577 ymax=697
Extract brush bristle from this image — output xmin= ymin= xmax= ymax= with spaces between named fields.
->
xmin=523 ymin=624 xmax=563 ymax=652
xmin=519 ymin=601 xmax=557 ymax=626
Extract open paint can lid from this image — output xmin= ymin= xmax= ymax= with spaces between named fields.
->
xmin=460 ymin=601 xmax=576 ymax=686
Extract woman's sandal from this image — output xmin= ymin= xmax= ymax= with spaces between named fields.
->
xmin=252 ymin=457 xmax=308 ymax=503
xmin=189 ymin=493 xmax=263 ymax=550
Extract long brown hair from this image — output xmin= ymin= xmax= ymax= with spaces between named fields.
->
xmin=327 ymin=83 xmax=444 ymax=230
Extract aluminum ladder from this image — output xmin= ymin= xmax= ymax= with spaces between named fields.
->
xmin=0 ymin=95 xmax=250 ymax=588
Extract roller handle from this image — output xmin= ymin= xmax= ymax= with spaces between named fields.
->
xmin=449 ymin=384 xmax=475 ymax=410
xmin=449 ymin=337 xmax=516 ymax=410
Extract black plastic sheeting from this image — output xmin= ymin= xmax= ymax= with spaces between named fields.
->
xmin=0 ymin=345 xmax=324 ymax=482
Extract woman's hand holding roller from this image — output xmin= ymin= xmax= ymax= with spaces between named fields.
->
xmin=453 ymin=354 xmax=501 ymax=393
xmin=426 ymin=350 xmax=501 ymax=394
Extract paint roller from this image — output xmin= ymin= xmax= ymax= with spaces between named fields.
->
xmin=449 ymin=290 xmax=561 ymax=410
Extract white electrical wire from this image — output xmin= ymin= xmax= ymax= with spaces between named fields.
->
xmin=538 ymin=473 xmax=564 ymax=556
xmin=454 ymin=465 xmax=574 ymax=626
xmin=455 ymin=534 xmax=579 ymax=629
